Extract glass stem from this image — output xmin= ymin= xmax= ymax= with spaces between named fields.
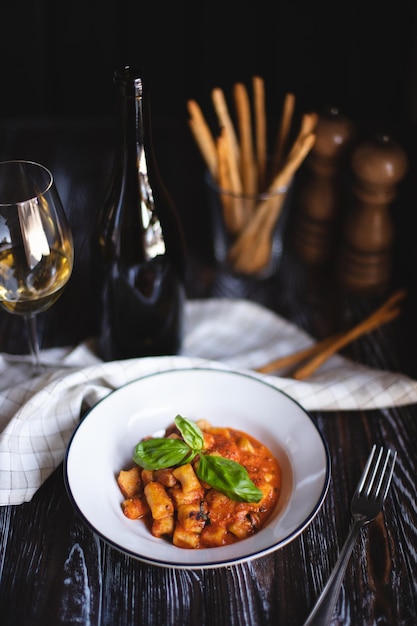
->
xmin=24 ymin=314 xmax=42 ymax=374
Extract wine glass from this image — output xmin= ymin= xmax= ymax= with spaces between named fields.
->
xmin=0 ymin=160 xmax=74 ymax=373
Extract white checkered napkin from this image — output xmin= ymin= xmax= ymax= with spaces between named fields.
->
xmin=0 ymin=353 xmax=227 ymax=506
xmin=1 ymin=298 xmax=417 ymax=506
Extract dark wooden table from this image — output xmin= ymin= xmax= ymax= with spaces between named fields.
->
xmin=1 ymin=115 xmax=417 ymax=626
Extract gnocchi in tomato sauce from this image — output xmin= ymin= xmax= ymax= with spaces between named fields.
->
xmin=117 ymin=419 xmax=281 ymax=549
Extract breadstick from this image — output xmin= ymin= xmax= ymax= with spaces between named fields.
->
xmin=293 ymin=290 xmax=405 ymax=379
xmin=256 ymin=332 xmax=346 ymax=374
xmin=216 ymin=130 xmax=241 ymax=234
xmin=298 ymin=112 xmax=319 ymax=141
xmin=267 ymin=132 xmax=316 ymax=193
xmin=293 ymin=309 xmax=400 ymax=379
xmin=228 ymin=132 xmax=315 ymax=273
xmin=271 ymin=92 xmax=295 ymax=175
xmin=211 ymin=87 xmax=241 ymax=171
xmin=277 ymin=112 xmax=317 ymax=173
xmin=187 ymin=99 xmax=217 ymax=179
xmin=255 ymin=333 xmax=343 ymax=374
xmin=256 ymin=289 xmax=406 ymax=377
xmin=233 ymin=82 xmax=257 ymax=197
xmin=252 ymin=76 xmax=267 ymax=191
xmin=227 ymin=192 xmax=286 ymax=273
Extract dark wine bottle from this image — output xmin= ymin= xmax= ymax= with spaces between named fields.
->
xmin=93 ymin=66 xmax=186 ymax=361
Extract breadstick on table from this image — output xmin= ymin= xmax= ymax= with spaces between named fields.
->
xmin=256 ymin=290 xmax=406 ymax=376
xmin=233 ymin=82 xmax=257 ymax=197
xmin=252 ymin=76 xmax=267 ymax=191
xmin=187 ymin=99 xmax=218 ymax=179
xmin=255 ymin=332 xmax=346 ymax=374
xmin=292 ymin=289 xmax=406 ymax=379
xmin=271 ymin=92 xmax=296 ymax=175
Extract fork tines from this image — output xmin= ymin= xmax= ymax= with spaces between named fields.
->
xmin=357 ymin=445 xmax=397 ymax=501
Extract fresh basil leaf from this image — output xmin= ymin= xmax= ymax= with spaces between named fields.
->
xmin=133 ymin=438 xmax=195 ymax=470
xmin=174 ymin=415 xmax=204 ymax=451
xmin=196 ymin=454 xmax=263 ymax=503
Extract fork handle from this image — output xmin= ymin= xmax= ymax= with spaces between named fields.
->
xmin=303 ymin=519 xmax=363 ymax=625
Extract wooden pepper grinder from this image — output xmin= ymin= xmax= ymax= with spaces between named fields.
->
xmin=338 ymin=133 xmax=408 ymax=293
xmin=294 ymin=106 xmax=356 ymax=265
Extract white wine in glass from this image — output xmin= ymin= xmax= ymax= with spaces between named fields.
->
xmin=0 ymin=160 xmax=74 ymax=372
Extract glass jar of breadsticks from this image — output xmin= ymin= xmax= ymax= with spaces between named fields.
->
xmin=187 ymin=77 xmax=317 ymax=279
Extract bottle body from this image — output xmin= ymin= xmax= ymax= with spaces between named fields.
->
xmin=94 ymin=66 xmax=186 ymax=361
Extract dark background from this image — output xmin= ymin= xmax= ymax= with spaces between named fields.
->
xmin=1 ymin=0 xmax=417 ymax=307
xmin=1 ymin=0 xmax=416 ymax=135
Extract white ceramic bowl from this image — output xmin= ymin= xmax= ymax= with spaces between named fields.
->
xmin=64 ymin=367 xmax=331 ymax=569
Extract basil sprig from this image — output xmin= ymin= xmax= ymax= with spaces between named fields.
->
xmin=133 ymin=415 xmax=262 ymax=503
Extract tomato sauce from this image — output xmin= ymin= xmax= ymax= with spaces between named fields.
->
xmin=197 ymin=425 xmax=281 ymax=547
xmin=117 ymin=421 xmax=282 ymax=549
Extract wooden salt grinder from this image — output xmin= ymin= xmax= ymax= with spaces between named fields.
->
xmin=294 ymin=107 xmax=355 ymax=264
xmin=338 ymin=134 xmax=408 ymax=293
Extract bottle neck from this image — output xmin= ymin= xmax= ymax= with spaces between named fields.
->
xmin=116 ymin=79 xmax=144 ymax=166
xmin=115 ymin=69 xmax=162 ymax=203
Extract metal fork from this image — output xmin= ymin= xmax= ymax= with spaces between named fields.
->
xmin=303 ymin=445 xmax=397 ymax=626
